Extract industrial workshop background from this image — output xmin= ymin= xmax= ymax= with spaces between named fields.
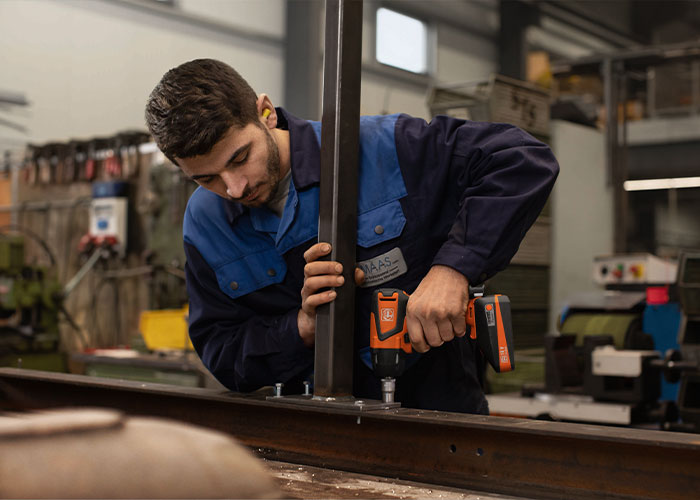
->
xmin=1 ymin=1 xmax=700 ymax=498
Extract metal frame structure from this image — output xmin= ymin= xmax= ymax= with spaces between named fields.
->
xmin=1 ymin=369 xmax=699 ymax=500
xmin=552 ymin=41 xmax=700 ymax=253
xmin=314 ymin=0 xmax=364 ymax=397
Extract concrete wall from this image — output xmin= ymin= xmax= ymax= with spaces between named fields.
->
xmin=549 ymin=120 xmax=614 ymax=332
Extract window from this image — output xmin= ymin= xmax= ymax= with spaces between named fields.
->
xmin=376 ymin=8 xmax=428 ymax=74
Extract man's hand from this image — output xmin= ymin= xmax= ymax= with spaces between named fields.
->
xmin=406 ymin=265 xmax=469 ymax=353
xmin=298 ymin=242 xmax=365 ymax=347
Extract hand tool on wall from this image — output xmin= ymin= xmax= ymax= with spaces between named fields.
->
xmin=370 ymin=285 xmax=515 ymax=403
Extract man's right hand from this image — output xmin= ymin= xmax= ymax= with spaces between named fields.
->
xmin=298 ymin=242 xmax=364 ymax=347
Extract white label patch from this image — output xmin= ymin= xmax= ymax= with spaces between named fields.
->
xmin=358 ymin=247 xmax=408 ymax=288
xmin=486 ymin=308 xmax=496 ymax=327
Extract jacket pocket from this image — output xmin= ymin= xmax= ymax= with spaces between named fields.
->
xmin=357 ymin=200 xmax=406 ymax=248
xmin=215 ymin=248 xmax=287 ymax=300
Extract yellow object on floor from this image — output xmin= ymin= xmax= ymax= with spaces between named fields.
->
xmin=139 ymin=306 xmax=193 ymax=351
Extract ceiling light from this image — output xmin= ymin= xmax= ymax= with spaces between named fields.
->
xmin=623 ymin=176 xmax=700 ymax=191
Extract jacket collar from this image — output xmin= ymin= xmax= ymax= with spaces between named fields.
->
xmin=223 ymin=107 xmax=320 ymax=225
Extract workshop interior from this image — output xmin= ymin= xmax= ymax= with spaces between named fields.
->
xmin=1 ymin=1 xmax=700 ymax=499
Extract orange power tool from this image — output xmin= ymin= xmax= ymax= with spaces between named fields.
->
xmin=370 ymin=286 xmax=515 ymax=403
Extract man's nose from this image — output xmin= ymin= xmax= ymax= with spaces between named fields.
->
xmin=221 ymin=171 xmax=246 ymax=199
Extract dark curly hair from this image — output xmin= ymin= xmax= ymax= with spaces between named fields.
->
xmin=145 ymin=59 xmax=259 ymax=164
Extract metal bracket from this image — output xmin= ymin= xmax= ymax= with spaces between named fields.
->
xmin=265 ymin=394 xmax=400 ymax=412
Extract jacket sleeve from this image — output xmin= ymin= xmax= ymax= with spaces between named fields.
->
xmin=395 ymin=115 xmax=559 ymax=283
xmin=185 ymin=242 xmax=314 ymax=392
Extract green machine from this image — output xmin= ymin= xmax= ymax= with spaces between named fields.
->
xmin=0 ymin=235 xmax=65 ymax=370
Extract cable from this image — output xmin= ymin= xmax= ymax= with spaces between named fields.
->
xmin=58 ymin=303 xmax=89 ymax=350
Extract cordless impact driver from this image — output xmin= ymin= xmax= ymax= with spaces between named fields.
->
xmin=370 ymin=285 xmax=515 ymax=403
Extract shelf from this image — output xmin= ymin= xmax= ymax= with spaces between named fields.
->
xmin=627 ymin=115 xmax=700 ymax=146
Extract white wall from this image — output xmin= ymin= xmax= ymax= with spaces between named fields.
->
xmin=0 ymin=0 xmax=285 ymax=151
xmin=1 ymin=0 xmax=497 ymax=151
xmin=549 ymin=120 xmax=614 ymax=332
xmin=179 ymin=0 xmax=285 ymax=37
xmin=437 ymin=25 xmax=497 ymax=86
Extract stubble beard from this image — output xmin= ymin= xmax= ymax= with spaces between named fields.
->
xmin=257 ymin=128 xmax=282 ymax=205
xmin=238 ymin=128 xmax=282 ymax=206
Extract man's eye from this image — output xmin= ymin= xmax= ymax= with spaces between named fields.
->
xmin=233 ymin=152 xmax=248 ymax=164
xmin=198 ymin=176 xmax=215 ymax=185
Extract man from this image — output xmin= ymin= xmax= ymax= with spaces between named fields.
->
xmin=145 ymin=58 xmax=559 ymax=413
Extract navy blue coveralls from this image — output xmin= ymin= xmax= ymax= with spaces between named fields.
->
xmin=183 ymin=108 xmax=559 ymax=413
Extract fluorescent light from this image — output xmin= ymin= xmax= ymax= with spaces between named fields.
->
xmin=623 ymin=176 xmax=700 ymax=191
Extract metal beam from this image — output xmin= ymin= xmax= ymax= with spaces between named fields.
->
xmin=551 ymin=41 xmax=700 ymax=75
xmin=2 ymin=369 xmax=699 ymax=500
xmin=314 ymin=0 xmax=363 ymax=398
xmin=499 ymin=0 xmax=539 ymax=80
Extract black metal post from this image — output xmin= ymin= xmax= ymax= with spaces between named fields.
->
xmin=498 ymin=0 xmax=539 ymax=80
xmin=603 ymin=58 xmax=627 ymax=253
xmin=314 ymin=0 xmax=363 ymax=397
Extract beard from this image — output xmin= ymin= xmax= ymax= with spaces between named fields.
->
xmin=237 ymin=127 xmax=282 ymax=206
xmin=260 ymin=128 xmax=282 ymax=204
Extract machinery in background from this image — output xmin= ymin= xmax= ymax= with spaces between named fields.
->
xmin=592 ymin=253 xmax=678 ymax=286
xmin=489 ymin=253 xmax=699 ymax=429
xmin=0 ymin=235 xmax=64 ymax=364
xmin=675 ymin=253 xmax=700 ymax=431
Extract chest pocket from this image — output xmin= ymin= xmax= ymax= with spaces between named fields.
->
xmin=215 ymin=248 xmax=287 ymax=300
xmin=357 ymin=200 xmax=406 ymax=248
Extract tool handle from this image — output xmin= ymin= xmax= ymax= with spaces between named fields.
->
xmin=466 ymin=295 xmax=515 ymax=373
xmin=370 ymin=288 xmax=410 ymax=342
xmin=370 ymin=288 xmax=412 ymax=379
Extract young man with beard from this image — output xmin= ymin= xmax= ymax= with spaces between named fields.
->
xmin=145 ymin=58 xmax=559 ymax=413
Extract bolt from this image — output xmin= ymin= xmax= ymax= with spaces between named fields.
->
xmin=274 ymin=382 xmax=283 ymax=397
xmin=303 ymin=381 xmax=311 ymax=396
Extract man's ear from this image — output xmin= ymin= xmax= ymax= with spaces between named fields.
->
xmin=256 ymin=94 xmax=277 ymax=129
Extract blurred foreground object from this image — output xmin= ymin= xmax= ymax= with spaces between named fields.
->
xmin=0 ymin=408 xmax=281 ymax=499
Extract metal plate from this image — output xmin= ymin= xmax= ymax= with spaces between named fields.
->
xmin=265 ymin=394 xmax=400 ymax=411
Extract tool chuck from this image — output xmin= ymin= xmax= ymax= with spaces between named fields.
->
xmin=381 ymin=377 xmax=396 ymax=403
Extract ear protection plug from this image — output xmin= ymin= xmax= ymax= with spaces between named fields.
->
xmin=262 ymin=109 xmax=271 ymax=119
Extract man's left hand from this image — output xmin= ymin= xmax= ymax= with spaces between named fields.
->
xmin=405 ymin=265 xmax=469 ymax=353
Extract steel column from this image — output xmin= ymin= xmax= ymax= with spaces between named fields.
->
xmin=314 ymin=0 xmax=363 ymax=397
xmin=1 ymin=369 xmax=699 ymax=500
xmin=498 ymin=0 xmax=539 ymax=80
xmin=603 ymin=58 xmax=628 ymax=253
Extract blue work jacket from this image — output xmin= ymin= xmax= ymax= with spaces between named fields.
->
xmin=183 ymin=108 xmax=559 ymax=413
